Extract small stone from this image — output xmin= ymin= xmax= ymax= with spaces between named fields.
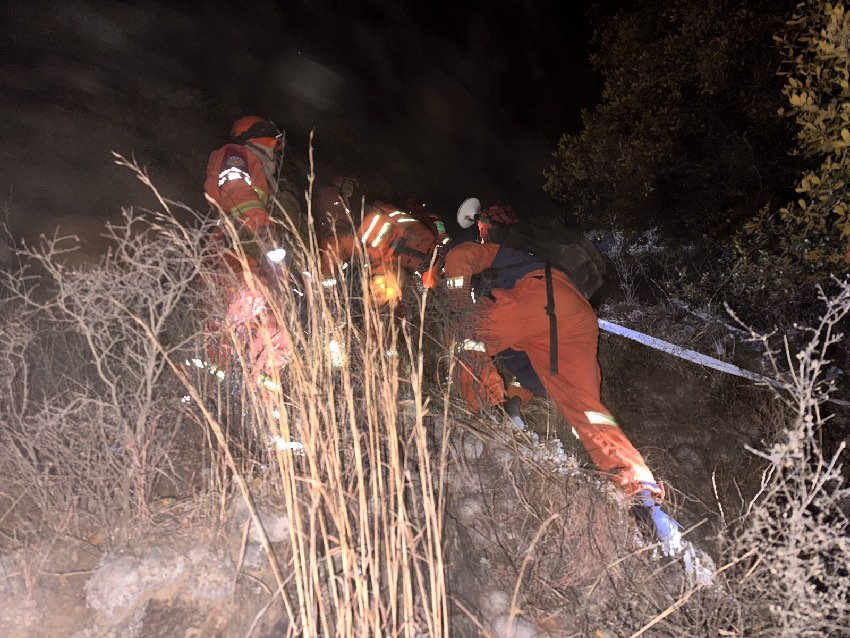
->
xmin=490 ymin=614 xmax=540 ymax=638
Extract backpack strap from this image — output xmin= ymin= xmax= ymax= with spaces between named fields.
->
xmin=544 ymin=262 xmax=558 ymax=374
xmin=389 ymin=235 xmax=429 ymax=261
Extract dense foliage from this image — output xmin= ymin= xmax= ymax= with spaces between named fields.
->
xmin=735 ymin=1 xmax=850 ymax=300
xmin=545 ymin=0 xmax=797 ymax=239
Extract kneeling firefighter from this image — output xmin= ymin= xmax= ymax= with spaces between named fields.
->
xmin=319 ymin=201 xmax=443 ymax=305
xmin=443 ymin=223 xmax=682 ymax=553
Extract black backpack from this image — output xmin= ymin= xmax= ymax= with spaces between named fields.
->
xmin=490 ymin=216 xmax=608 ymax=300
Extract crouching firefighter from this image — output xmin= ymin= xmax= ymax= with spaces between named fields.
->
xmin=319 ymin=201 xmax=442 ymax=305
xmin=202 ymin=116 xmax=296 ymax=382
xmin=443 ymin=239 xmax=684 ymax=554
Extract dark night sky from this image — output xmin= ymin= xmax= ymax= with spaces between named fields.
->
xmin=0 ymin=0 xmax=601 ymax=240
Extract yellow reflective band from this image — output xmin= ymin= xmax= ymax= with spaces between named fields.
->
xmin=446 ymin=275 xmax=465 ymax=289
xmin=584 ymin=411 xmax=619 ymax=427
xmin=251 ymin=186 xmax=269 ymax=204
xmin=371 ymin=222 xmax=392 ymax=247
xmin=397 ymin=218 xmax=417 ymax=223
xmin=388 ymin=210 xmax=405 ymax=217
xmin=229 ymin=200 xmax=267 ymax=216
xmin=360 ymin=214 xmax=382 ymax=242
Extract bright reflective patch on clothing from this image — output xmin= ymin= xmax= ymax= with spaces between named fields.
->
xmin=218 ymin=167 xmax=252 ymax=187
xmin=266 ymin=247 xmax=287 ymax=263
xmin=460 ymin=339 xmax=486 ymax=352
xmin=360 ymin=214 xmax=382 ymax=242
xmin=584 ymin=410 xmax=619 ymax=426
xmin=447 ymin=276 xmax=465 ymax=289
xmin=371 ymin=222 xmax=392 ymax=247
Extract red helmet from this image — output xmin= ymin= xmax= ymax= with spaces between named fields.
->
xmin=229 ymin=116 xmax=284 ymax=151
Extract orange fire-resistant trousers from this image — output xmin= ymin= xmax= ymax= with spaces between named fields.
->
xmin=202 ymin=196 xmax=292 ymax=375
xmin=458 ymin=270 xmax=658 ymax=497
xmin=205 ymin=272 xmax=293 ymax=375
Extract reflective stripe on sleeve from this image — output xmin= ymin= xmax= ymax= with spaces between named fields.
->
xmin=360 ymin=215 xmax=382 ymax=243
xmin=371 ymin=222 xmax=392 ymax=247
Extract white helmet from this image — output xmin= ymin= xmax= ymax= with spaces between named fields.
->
xmin=456 ymin=197 xmax=481 ymax=229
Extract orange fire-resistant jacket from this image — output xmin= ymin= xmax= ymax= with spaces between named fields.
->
xmin=319 ymin=203 xmax=439 ymax=283
xmin=205 ymin=143 xmax=273 ymax=217
xmin=444 ymin=241 xmax=659 ymax=498
xmin=358 ymin=204 xmax=438 ymax=275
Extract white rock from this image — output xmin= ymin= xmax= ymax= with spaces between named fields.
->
xmin=488 ymin=445 xmax=516 ymax=467
xmin=479 ymin=589 xmax=511 ymax=617
xmin=85 ymin=552 xmax=187 ymax=617
xmin=490 ymin=614 xmax=540 ymax=638
xmin=186 ymin=548 xmax=236 ymax=600
xmin=462 ymin=435 xmax=485 ymax=460
xmin=456 ymin=495 xmax=486 ymax=525
xmin=249 ymin=506 xmax=291 ymax=544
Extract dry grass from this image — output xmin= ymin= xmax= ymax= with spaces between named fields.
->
xmin=1 ymin=150 xmax=847 ymax=637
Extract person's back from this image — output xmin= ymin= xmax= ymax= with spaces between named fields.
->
xmin=359 ymin=202 xmax=438 ymax=275
xmin=205 ymin=117 xmax=285 ymax=268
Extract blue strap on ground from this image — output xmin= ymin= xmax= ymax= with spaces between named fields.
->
xmin=598 ymin=319 xmax=850 ymax=408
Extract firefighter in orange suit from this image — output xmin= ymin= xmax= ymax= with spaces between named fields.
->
xmin=320 ymin=201 xmax=440 ymax=304
xmin=444 ymin=240 xmax=660 ymax=500
xmin=203 ymin=116 xmax=292 ymax=375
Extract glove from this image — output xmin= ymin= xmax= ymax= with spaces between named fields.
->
xmin=634 ymin=490 xmax=684 ymax=557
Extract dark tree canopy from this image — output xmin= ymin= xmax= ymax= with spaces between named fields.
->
xmin=544 ymin=0 xmax=799 ymax=239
